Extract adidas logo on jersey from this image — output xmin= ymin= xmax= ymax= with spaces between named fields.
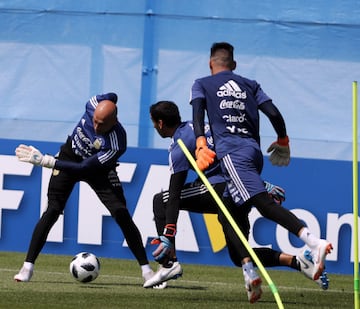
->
xmin=217 ymin=80 xmax=247 ymax=99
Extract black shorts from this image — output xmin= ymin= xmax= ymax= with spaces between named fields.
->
xmin=47 ymin=137 xmax=126 ymax=215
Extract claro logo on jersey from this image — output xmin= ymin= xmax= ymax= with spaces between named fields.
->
xmin=217 ymin=80 xmax=247 ymax=99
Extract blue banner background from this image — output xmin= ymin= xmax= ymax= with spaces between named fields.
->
xmin=0 ymin=138 xmax=354 ymax=275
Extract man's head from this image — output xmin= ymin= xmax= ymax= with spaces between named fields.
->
xmin=209 ymin=42 xmax=236 ymax=74
xmin=150 ymin=101 xmax=181 ymax=138
xmin=93 ymin=100 xmax=118 ymax=135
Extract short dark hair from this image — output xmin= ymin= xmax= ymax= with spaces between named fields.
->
xmin=210 ymin=42 xmax=235 ymax=69
xmin=150 ymin=101 xmax=181 ymax=128
xmin=211 ymin=42 xmax=234 ymax=57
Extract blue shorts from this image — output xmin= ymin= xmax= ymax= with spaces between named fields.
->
xmin=220 ymin=144 xmax=266 ymax=206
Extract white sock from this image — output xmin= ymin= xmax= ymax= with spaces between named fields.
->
xmin=141 ymin=264 xmax=152 ymax=275
xmin=23 ymin=262 xmax=34 ymax=271
xmin=242 ymin=261 xmax=254 ymax=274
xmin=299 ymin=227 xmax=320 ymax=249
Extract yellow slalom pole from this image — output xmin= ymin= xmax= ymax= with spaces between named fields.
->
xmin=177 ymin=139 xmax=284 ymax=309
xmin=353 ymin=81 xmax=359 ymax=309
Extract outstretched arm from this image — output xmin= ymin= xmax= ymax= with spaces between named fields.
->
xmin=259 ymin=101 xmax=290 ymax=166
xmin=259 ymin=100 xmax=287 ymax=138
xmin=15 ymin=144 xmax=118 ymax=174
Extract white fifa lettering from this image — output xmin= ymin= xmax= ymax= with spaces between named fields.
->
xmin=0 ymin=155 xmax=33 ymax=237
xmin=76 ymin=162 xmax=199 ymax=251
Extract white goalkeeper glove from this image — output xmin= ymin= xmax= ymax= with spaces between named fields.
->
xmin=15 ymin=144 xmax=56 ymax=168
xmin=266 ymin=136 xmax=290 ymax=166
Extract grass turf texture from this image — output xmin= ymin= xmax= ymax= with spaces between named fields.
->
xmin=0 ymin=251 xmax=354 ymax=308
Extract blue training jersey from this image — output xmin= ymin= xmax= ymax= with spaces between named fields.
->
xmin=66 ymin=93 xmax=127 ymax=170
xmin=190 ymin=70 xmax=271 ymax=159
xmin=169 ymin=121 xmax=224 ymax=184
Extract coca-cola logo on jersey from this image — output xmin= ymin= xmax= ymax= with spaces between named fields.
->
xmin=219 ymin=99 xmax=245 ymax=110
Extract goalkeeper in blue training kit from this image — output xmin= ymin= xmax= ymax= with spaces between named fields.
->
xmin=189 ymin=42 xmax=333 ymax=303
xmin=144 ymin=101 xmax=329 ymax=302
xmin=13 ymin=93 xmax=162 ymax=287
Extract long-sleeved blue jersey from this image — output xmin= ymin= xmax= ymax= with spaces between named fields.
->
xmin=190 ymin=70 xmax=271 ymax=159
xmin=55 ymin=93 xmax=126 ymax=173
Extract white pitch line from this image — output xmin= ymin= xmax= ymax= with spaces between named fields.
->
xmin=1 ymin=268 xmax=352 ymax=294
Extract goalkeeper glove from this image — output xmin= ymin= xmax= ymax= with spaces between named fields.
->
xmin=15 ymin=144 xmax=56 ymax=168
xmin=152 ymin=224 xmax=176 ymax=264
xmin=195 ymin=136 xmax=216 ymax=171
xmin=264 ymin=181 xmax=285 ymax=205
xmin=266 ymin=136 xmax=290 ymax=166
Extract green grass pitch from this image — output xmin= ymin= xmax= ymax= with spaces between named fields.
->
xmin=0 ymin=251 xmax=354 ymax=308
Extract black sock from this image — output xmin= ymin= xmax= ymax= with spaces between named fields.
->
xmin=291 ymin=256 xmax=301 ymax=271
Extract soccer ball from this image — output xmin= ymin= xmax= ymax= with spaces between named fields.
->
xmin=69 ymin=252 xmax=100 ymax=283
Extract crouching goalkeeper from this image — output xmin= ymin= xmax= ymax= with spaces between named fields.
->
xmin=13 ymin=93 xmax=158 ymax=286
xmin=144 ymin=101 xmax=328 ymax=301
